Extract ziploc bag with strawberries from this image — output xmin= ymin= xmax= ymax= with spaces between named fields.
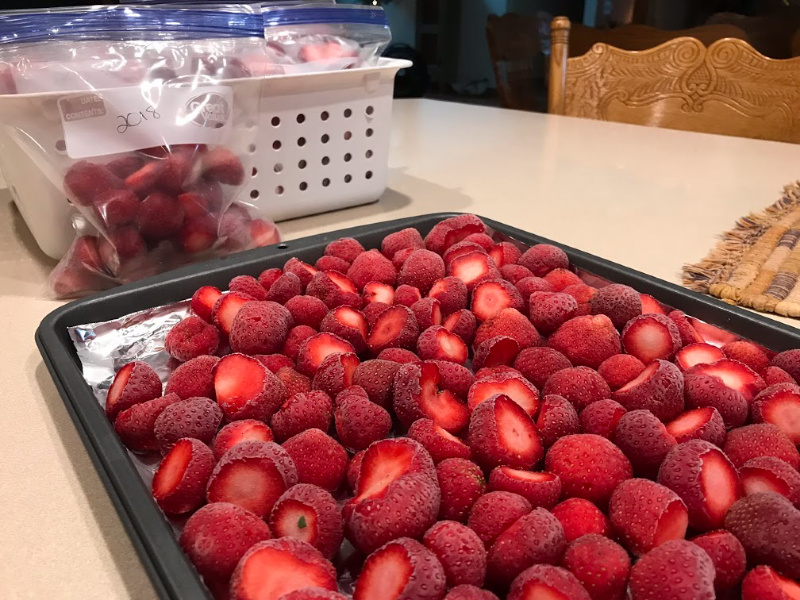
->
xmin=0 ymin=5 xmax=280 ymax=298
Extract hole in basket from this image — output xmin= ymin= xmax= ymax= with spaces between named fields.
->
xmin=55 ymin=139 xmax=66 ymax=152
xmin=298 ymin=159 xmax=307 ymax=169
xmin=296 ymin=113 xmax=305 ymax=124
xmin=248 ymin=144 xmax=257 ymax=153
xmin=252 ymin=167 xmax=258 ymax=177
xmin=344 ymin=174 xmax=352 ymax=183
xmin=278 ymin=243 xmax=288 ymax=249
xmin=250 ymin=189 xmax=259 ymax=199
xmin=271 ymin=116 xmax=280 ymax=127
xmin=275 ymin=185 xmax=284 ymax=195
xmin=366 ymin=128 xmax=374 ymax=137
xmin=366 ymin=171 xmax=373 ymax=179
xmin=272 ymin=140 xmax=281 ymax=150
xmin=321 ymin=134 xmax=330 ymax=144
xmin=344 ymin=108 xmax=352 ymax=118
xmin=322 ymin=178 xmax=330 ymax=187
xmin=366 ymin=149 xmax=373 ymax=159
xmin=344 ymin=131 xmax=352 ymax=141
xmin=366 ymin=105 xmax=374 ymax=115
xmin=300 ymin=182 xmax=308 ymax=191
xmin=322 ymin=156 xmax=330 ymax=166
xmin=274 ymin=163 xmax=283 ymax=173
xmin=297 ymin=137 xmax=306 ymax=147
xmin=321 ymin=111 xmax=329 ymax=121
xmin=344 ymin=153 xmax=352 ymax=162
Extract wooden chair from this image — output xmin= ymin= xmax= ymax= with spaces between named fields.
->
xmin=486 ymin=13 xmax=549 ymax=111
xmin=548 ymin=16 xmax=800 ymax=144
xmin=706 ymin=12 xmax=800 ymax=59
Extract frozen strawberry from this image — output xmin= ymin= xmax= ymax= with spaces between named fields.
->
xmin=741 ymin=456 xmax=800 ymax=507
xmin=519 ymin=244 xmax=569 ymax=277
xmin=515 ymin=276 xmax=554 ymax=304
xmin=621 ymin=313 xmax=682 ymax=364
xmin=552 ymin=497 xmax=611 ymax=542
xmin=408 ymin=418 xmax=472 ymax=463
xmin=347 ymin=450 xmax=365 ymax=492
xmin=208 ymin=440 xmax=297 ymax=518
xmin=179 ymin=215 xmax=217 ymax=253
xmin=345 ymin=438 xmax=440 ymax=554
xmin=658 ymin=439 xmax=741 ymax=530
xmin=315 ymin=255 xmax=350 ymax=273
xmin=424 ymin=215 xmax=486 ymax=254
xmin=214 ymin=353 xmax=287 ymax=421
xmin=438 ymin=239 xmax=482 ymax=266
xmin=773 ymin=349 xmax=800 ymax=383
xmin=665 ymin=309 xmax=702 ymax=345
xmin=347 ymin=250 xmax=397 ymax=291
xmin=362 ymin=281 xmax=395 ymax=306
xmin=307 ymin=270 xmax=361 ymax=309
xmin=588 ymin=284 xmax=641 ymax=329
xmin=105 ymin=361 xmax=162 ymax=421
xmin=226 ymin=275 xmax=265 ymax=302
xmin=468 ymin=393 xmax=542 ymax=470
xmin=351 ymin=359 xmax=400 ymax=408
xmin=270 ymin=391 xmax=333 ymax=442
xmin=410 ymin=298 xmax=443 ymax=330
xmin=487 ymin=507 xmax=567 ymax=587
xmin=153 ymin=396 xmax=222 ymax=450
xmin=201 ymin=147 xmax=244 ymax=185
xmin=614 ymin=409 xmax=677 ymax=477
xmin=394 ymin=284 xmax=423 ymax=307
xmin=548 ymin=315 xmax=621 ymax=369
xmin=212 ymin=419 xmax=273 ymax=460
xmin=284 ymin=258 xmax=318 ymax=288
xmin=296 ymin=333 xmax=356 ymax=377
xmin=284 ymin=295 xmax=327 ymax=330
xmin=509 ymin=349 xmax=567 ymax=391
xmin=97 ymin=226 xmax=146 ymax=275
xmin=525 ymin=291 xmax=575 ymax=336
xmin=423 ymin=521 xmax=486 ymax=588
xmin=637 ymin=293 xmax=665 ymax=315
xmin=445 ymin=585 xmax=499 ymax=600
xmin=468 ymin=371 xmax=540 ymax=416
xmin=397 ymin=249 xmax=447 ymax=295
xmin=562 ymin=283 xmax=597 ymax=310
xmin=114 ymin=393 xmax=181 ymax=453
xmin=255 ymin=354 xmax=294 ymax=373
xmin=691 ymin=358 xmax=767 ymax=404
xmin=462 ymin=233 xmax=495 ymax=250
xmin=165 ymin=355 xmax=217 ymax=399
xmin=308 ymin=346 xmax=359 ymax=397
xmin=212 ymin=291 xmax=255 ymax=338
xmin=158 ymin=152 xmax=193 ymax=194
xmin=284 ymin=326 xmax=317 ymax=362
xmin=180 ymin=502 xmax=271 ymax=582
xmin=473 ymin=336 xmax=521 ymax=371
xmin=542 ymin=366 xmax=611 ymax=411
xmin=752 ymin=383 xmax=800 ymax=443
xmin=742 ymin=565 xmax=800 ymax=600
xmin=448 ymin=251 xmax=501 ymax=291
xmin=545 ymin=434 xmax=632 ymax=507
xmin=323 ymin=236 xmax=362 ymax=263
xmin=489 ymin=467 xmax=561 ymax=509
xmin=191 ymin=286 xmax=222 ymax=322
xmin=723 ymin=340 xmax=770 ymax=374
xmin=468 ymin=490 xmax=531 ymax=546
xmin=500 ymin=264 xmax=533 ymax=284
xmin=629 ymin=540 xmax=716 ymax=600
xmin=443 ymin=309 xmax=478 ymax=345
xmin=394 ymin=362 xmax=470 ymax=432
xmin=65 ymin=160 xmax=125 ymax=205
xmin=579 ymin=399 xmax=626 ymax=439
xmin=597 ymin=353 xmax=645 ymax=391
xmin=392 ymin=247 xmax=416 ymax=269
xmin=382 ymin=227 xmax=425 ymax=259
xmin=334 ymin=384 xmax=370 ymax=405
xmin=354 ymin=537 xmax=446 ymax=600
xmin=165 ymin=316 xmax=219 ymax=363
xmin=123 ymin=160 xmax=162 ymax=198
xmin=275 ymin=367 xmax=312 ymax=398
xmin=612 ymin=360 xmax=684 ymax=422
xmin=725 ymin=492 xmax=800 ymax=579
xmin=367 ymin=305 xmax=420 ymax=354
xmin=724 ymin=423 xmax=800 ymax=468
xmin=562 ymin=534 xmax=630 ymax=600
xmin=543 ymin=268 xmax=582 ymax=292
xmin=508 ymin=564 xmax=591 ymax=600
xmin=59 ymin=235 xmax=105 ymax=283
xmin=136 ymin=191 xmax=185 ymax=241
xmin=230 ymin=538 xmax=337 ymax=600
xmin=691 ymin=530 xmax=746 ymax=592
xmin=152 ymin=438 xmax=214 ymax=514
xmin=416 ymin=326 xmax=468 ymax=364
xmin=766 ymin=365 xmax=797 ymax=386
xmin=269 ymin=483 xmax=343 ymax=559
xmin=177 ymin=191 xmax=210 ymax=220
xmin=106 ymin=155 xmax=144 ymax=180
xmin=536 ymin=395 xmax=579 ymax=447
xmin=218 ymin=203 xmax=250 ymax=241
xmin=684 ymin=372 xmax=748 ymax=429
xmin=335 ymin=394 xmax=392 ymax=452
xmin=184 ymin=176 xmax=222 ymax=211
xmin=92 ymin=188 xmax=139 ymax=229
xmin=470 ymin=280 xmax=524 ymax=323
xmin=438 ymin=458 xmax=486 ymax=522
xmin=488 ymin=242 xmax=522 ymax=267
xmin=665 ymin=406 xmax=726 ymax=446
xmin=363 ymin=302 xmax=391 ymax=328
xmin=430 ymin=360 xmax=475 ymax=401
xmin=379 ymin=347 xmax=423 ymax=365
xmin=675 ymin=342 xmax=725 ymax=371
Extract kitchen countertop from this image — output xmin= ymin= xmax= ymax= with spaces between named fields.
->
xmin=3 ymin=98 xmax=800 ymax=599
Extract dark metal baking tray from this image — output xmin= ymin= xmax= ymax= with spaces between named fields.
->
xmin=35 ymin=213 xmax=800 ymax=600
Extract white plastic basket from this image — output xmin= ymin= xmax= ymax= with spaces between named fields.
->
xmin=0 ymin=57 xmax=410 ymax=260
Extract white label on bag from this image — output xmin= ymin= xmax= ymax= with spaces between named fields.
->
xmin=58 ymin=85 xmax=233 ymax=159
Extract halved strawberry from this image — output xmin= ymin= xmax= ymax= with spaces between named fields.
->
xmin=394 ymin=362 xmax=470 ymax=433
xmin=212 ymin=291 xmax=254 ymax=336
xmin=353 ymin=537 xmax=446 ymax=600
xmin=417 ymin=326 xmax=468 ymax=364
xmin=363 ymin=281 xmax=395 ymax=305
xmin=488 ymin=242 xmax=522 ymax=268
xmin=488 ymin=467 xmax=561 ymax=509
xmin=612 ymin=360 xmax=684 ymax=422
xmin=471 ymin=280 xmax=524 ymax=322
xmin=448 ymin=251 xmax=501 ymax=291
xmin=442 ymin=309 xmax=477 ymax=346
xmin=621 ymin=313 xmax=682 ymax=363
xmin=691 ymin=319 xmax=739 ymax=346
xmin=105 ymin=360 xmax=162 ymax=420
xmin=443 ymin=241 xmax=486 ymax=267
xmin=428 ymin=277 xmax=469 ymax=317
xmin=311 ymin=352 xmax=360 ymax=398
xmin=284 ymin=257 xmax=318 ymax=288
xmin=296 ymin=333 xmax=356 ymax=376
xmin=124 ymin=160 xmax=162 ymax=197
xmin=269 ymin=484 xmax=343 ymax=559
xmin=468 ymin=394 xmax=542 ymax=470
xmin=690 ymin=359 xmax=766 ymax=403
xmin=723 ymin=340 xmax=771 ymax=375
xmin=367 ymin=305 xmax=420 ymax=354
xmin=230 ymin=538 xmax=337 ymax=600
xmin=320 ymin=307 xmax=368 ymax=353
xmin=408 ymin=418 xmax=472 ymax=463
xmin=472 ymin=336 xmax=520 ymax=371
xmin=394 ymin=284 xmax=423 ymax=307
xmin=752 ymin=383 xmax=800 ymax=443
xmin=212 ymin=419 xmax=274 ymax=460
xmin=214 ymin=353 xmax=287 ymax=421
xmin=552 ymin=497 xmax=611 ymax=542
xmin=668 ymin=309 xmax=705 ymax=345
xmin=640 ymin=293 xmax=667 ymax=315
xmin=740 ymin=456 xmax=800 ymax=507
xmin=151 ymin=438 xmax=215 ymax=515
xmin=467 ymin=372 xmax=539 ymax=417
xmin=742 ymin=565 xmax=800 ymax=600
xmin=410 ymin=298 xmax=443 ymax=330
xmin=675 ymin=343 xmax=725 ymax=371
xmin=665 ymin=407 xmax=726 ymax=446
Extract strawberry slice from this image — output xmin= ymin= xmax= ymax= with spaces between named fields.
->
xmin=296 ymin=332 xmax=356 ymax=376
xmin=488 ymin=467 xmax=561 ymax=508
xmin=284 ymin=257 xmax=318 ymax=288
xmin=320 ymin=307 xmax=368 ymax=353
xmin=442 ymin=222 xmax=486 ymax=251
xmin=640 ymin=293 xmax=666 ymax=315
xmin=752 ymin=383 xmax=800 ymax=443
xmin=354 ymin=538 xmax=446 ymax=600
xmin=351 ymin=438 xmax=436 ymax=503
xmin=743 ymin=565 xmax=800 ymax=600
xmin=214 ymin=353 xmax=286 ymax=421
xmin=180 ymin=215 xmax=217 ymax=254
xmin=467 ymin=372 xmax=540 ymax=417
xmin=472 ymin=335 xmax=520 ymax=371
xmin=367 ymin=305 xmax=420 ymax=354
xmin=417 ymin=326 xmax=468 ymax=364
xmin=269 ymin=484 xmax=343 ymax=559
xmin=468 ymin=394 xmax=543 ymax=470
xmin=124 ymin=160 xmax=162 ymax=198
xmin=690 ymin=359 xmax=766 ymax=402
xmin=740 ymin=456 xmax=800 ymax=506
xmin=471 ymin=279 xmax=524 ymax=322
xmin=363 ymin=281 xmax=395 ymax=305
xmin=442 ymin=241 xmax=486 ymax=266
xmin=394 ymin=362 xmax=470 ymax=433
xmin=621 ymin=314 xmax=682 ymax=363
xmin=689 ymin=319 xmax=739 ymax=346
xmin=675 ymin=343 xmax=725 ymax=371
xmin=665 ymin=407 xmax=725 ymax=446
xmin=213 ymin=419 xmax=274 ymax=460
xmin=448 ymin=251 xmax=501 ymax=290
xmin=212 ymin=291 xmax=254 ymax=336
xmin=151 ymin=438 xmax=215 ymax=515
xmin=230 ymin=538 xmax=338 ymax=600
xmin=326 ymin=270 xmax=357 ymax=293
xmin=105 ymin=360 xmax=162 ymax=420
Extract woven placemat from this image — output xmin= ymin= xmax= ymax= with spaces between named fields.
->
xmin=683 ymin=182 xmax=800 ymax=317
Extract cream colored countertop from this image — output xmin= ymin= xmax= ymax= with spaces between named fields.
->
xmin=3 ymin=98 xmax=800 ymax=599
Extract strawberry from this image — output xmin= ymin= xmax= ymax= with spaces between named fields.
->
xmin=201 ymin=147 xmax=244 ymax=185
xmin=774 ymin=349 xmax=800 ymax=383
xmin=526 ymin=292 xmax=576 ymax=336
xmin=347 ymin=450 xmax=365 ymax=492
xmin=513 ymin=347 xmax=571 ymax=388
xmin=486 ymin=508 xmax=568 ymax=587
xmin=488 ymin=241 xmax=522 ymax=267
xmin=766 ymin=365 xmax=797 ymax=386
xmin=398 ymin=249 xmax=447 ymax=294
xmin=382 ymin=227 xmax=425 ymax=259
xmin=549 ymin=315 xmax=621 ymax=369
xmin=353 ymin=537 xmax=446 ymax=600
xmin=154 ymin=397 xmax=222 ymax=450
xmin=311 ymin=352 xmax=360 ymax=398
xmin=691 ymin=530 xmax=747 ymax=592
xmin=105 ymin=360 xmax=162 ymax=420
xmin=283 ymin=429 xmax=347 ymax=492
xmin=296 ymin=333 xmax=356 ymax=377
xmin=589 ymin=284 xmax=642 ymax=329
xmin=663 ymin=309 xmax=700 ymax=344
xmin=742 ymin=565 xmax=800 ymax=600
xmin=443 ymin=309 xmax=478 ymax=346
xmin=741 ymin=456 xmax=800 ymax=507
xmin=165 ymin=355 xmax=218 ymax=399
xmin=725 ymin=492 xmax=800 ymax=579
xmin=212 ymin=420 xmax=274 ymax=460
xmin=97 ymin=226 xmax=147 ymax=275
xmin=65 ymin=160 xmax=125 ymax=205
xmin=542 ymin=366 xmax=611 ymax=411
xmin=263 ymin=272 xmax=302 ymax=305
xmin=324 ymin=236 xmax=363 ymax=263
xmin=424 ymin=521 xmax=487 ymax=587
xmin=92 ymin=189 xmax=139 ymax=229
xmin=363 ymin=281 xmax=395 ymax=305
xmin=562 ymin=283 xmax=597 ymax=312
xmin=472 ymin=336 xmax=519 ymax=371
xmin=285 ymin=295 xmax=328 ymax=329
xmin=658 ymin=439 xmax=741 ymax=530
xmin=579 ymin=399 xmax=627 ymax=439
xmin=500 ymin=264 xmax=533 ymax=284
xmin=515 ymin=276 xmax=554 ymax=305
xmin=544 ymin=268 xmax=583 ymax=291
xmin=347 ymin=249 xmax=397 ymax=290
xmin=723 ymin=340 xmax=770 ymax=373
xmin=270 ymin=391 xmax=333 ymax=442
xmin=266 ymin=588 xmax=346 ymax=600
xmin=158 ymin=152 xmax=193 ymax=194
xmin=363 ymin=302 xmax=391 ymax=328
xmin=544 ymin=434 xmax=632 ymax=508
xmin=379 ymin=348 xmax=422 ymax=364
xmin=665 ymin=406 xmax=726 ymax=446
xmin=448 ymin=251 xmax=501 ymax=291
xmin=344 ymin=438 xmax=439 ymax=554
xmin=425 ymin=214 xmax=486 ymax=254
xmin=562 ymin=534 xmax=630 ymax=600
xmin=468 ymin=372 xmax=539 ymax=416
xmin=438 ymin=458 xmax=486 ymax=522
xmin=114 ymin=393 xmax=181 ymax=453
xmin=612 ymin=360 xmax=684 ymax=422
xmin=218 ymin=203 xmax=251 ymax=242
xmin=284 ymin=257 xmax=318 ymax=288
xmin=258 ymin=267 xmax=283 ymax=291
xmin=675 ymin=342 xmax=725 ymax=371
xmin=284 ymin=326 xmax=318 ymax=362
xmin=123 ymin=160 xmax=162 ymax=198
xmin=519 ymin=244 xmax=569 ymax=277
xmin=212 ymin=291 xmax=255 ymax=338
xmin=164 ymin=316 xmax=219 ymax=362
xmin=508 ymin=564 xmax=590 ymax=600
xmin=411 ymin=298 xmax=443 ymax=330
xmin=334 ymin=384 xmax=369 ymax=405
xmin=629 ymin=540 xmax=716 ymax=600
xmin=468 ymin=394 xmax=543 ymax=470
xmin=214 ymin=353 xmax=287 ymax=421
xmin=152 ymin=438 xmax=214 ymax=514
xmin=414 ymin=326 xmax=466 ymax=364
xmin=255 ymin=354 xmax=294 ymax=373
xmin=724 ymin=423 xmax=800 ymax=469
xmin=367 ymin=305 xmax=419 ymax=354
xmin=275 ymin=367 xmax=312 ymax=398
xmin=684 ymin=371 xmax=749 ymax=428
xmin=689 ymin=358 xmax=766 ymax=402
xmin=536 ymin=394 xmax=580 ymax=447
xmin=430 ymin=360 xmax=475 ymax=400
xmin=468 ymin=490 xmax=532 ymax=546
xmin=307 ymin=270 xmax=361 ymax=309
xmin=445 ymin=585 xmax=499 ymax=600
xmin=597 ymin=353 xmax=645 ymax=390
xmin=639 ymin=293 xmax=666 ymax=315
xmin=752 ymin=383 xmax=800 ymax=443
xmin=106 ymin=155 xmax=144 ymax=179
xmin=474 ymin=308 xmax=540 ymax=351
xmin=191 ymin=285 xmax=222 ymax=322
xmin=227 ymin=275 xmax=266 ymax=301
xmin=230 ymin=538 xmax=337 ymax=600
xmin=609 ymin=478 xmax=687 ymax=556
xmin=394 ymin=284 xmax=423 ymax=307
xmin=392 ymin=247 xmax=416 ymax=269
xmin=208 ymin=440 xmax=297 ymax=518
xmin=471 ymin=280 xmax=524 ymax=322
xmin=351 ymin=359 xmax=401 ymax=408
xmin=176 ymin=191 xmax=210 ymax=221
xmin=394 ymin=362 xmax=470 ymax=432
xmin=463 ymin=233 xmax=495 ymax=250
xmin=269 ymin=484 xmax=343 ymax=559
xmin=614 ymin=409 xmax=677 ymax=477
xmin=136 ymin=191 xmax=185 ymax=241
xmin=336 ymin=394 xmax=392 ymax=452
xmin=408 ymin=418 xmax=472 ymax=463
xmin=552 ymin=497 xmax=611 ymax=542
xmin=489 ymin=467 xmax=561 ymax=509
xmin=621 ymin=313 xmax=682 ymax=363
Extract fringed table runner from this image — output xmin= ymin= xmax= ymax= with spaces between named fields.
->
xmin=683 ymin=182 xmax=800 ymax=318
